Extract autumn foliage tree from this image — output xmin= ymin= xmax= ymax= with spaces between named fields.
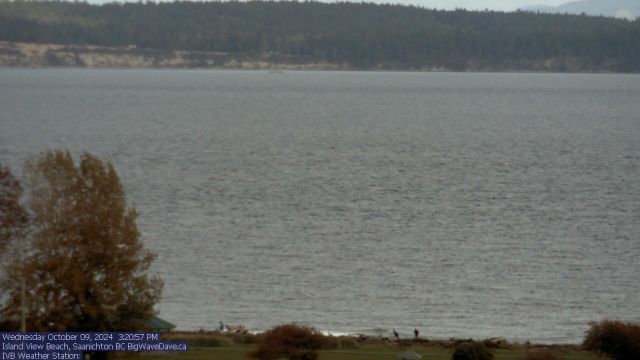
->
xmin=583 ymin=320 xmax=640 ymax=360
xmin=249 ymin=324 xmax=328 ymax=360
xmin=1 ymin=150 xmax=162 ymax=331
xmin=0 ymin=163 xmax=30 ymax=330
xmin=0 ymin=163 xmax=29 ymax=275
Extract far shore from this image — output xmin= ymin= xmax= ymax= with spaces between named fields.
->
xmin=1 ymin=41 xmax=633 ymax=74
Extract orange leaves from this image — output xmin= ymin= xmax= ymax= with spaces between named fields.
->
xmin=0 ymin=163 xmax=28 ymax=252
xmin=2 ymin=150 xmax=162 ymax=331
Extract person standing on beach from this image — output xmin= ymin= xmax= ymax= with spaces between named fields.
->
xmin=414 ymin=329 xmax=419 ymax=339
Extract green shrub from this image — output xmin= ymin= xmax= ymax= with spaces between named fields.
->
xmin=323 ymin=336 xmax=359 ymax=350
xmin=337 ymin=337 xmax=359 ymax=349
xmin=322 ymin=336 xmax=339 ymax=349
xmin=583 ymin=320 xmax=640 ymax=360
xmin=451 ymin=341 xmax=494 ymax=360
xmin=186 ymin=336 xmax=232 ymax=347
xmin=233 ymin=333 xmax=259 ymax=344
xmin=482 ymin=338 xmax=507 ymax=349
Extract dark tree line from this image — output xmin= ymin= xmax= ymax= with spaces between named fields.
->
xmin=1 ymin=0 xmax=639 ymax=71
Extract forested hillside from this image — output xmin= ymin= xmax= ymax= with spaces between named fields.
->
xmin=1 ymin=1 xmax=639 ymax=71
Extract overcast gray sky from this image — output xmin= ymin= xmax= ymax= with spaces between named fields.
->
xmin=90 ymin=0 xmax=572 ymax=12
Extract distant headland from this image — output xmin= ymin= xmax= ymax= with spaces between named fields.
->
xmin=1 ymin=1 xmax=639 ymax=73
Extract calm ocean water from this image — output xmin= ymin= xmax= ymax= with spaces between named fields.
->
xmin=1 ymin=69 xmax=639 ymax=343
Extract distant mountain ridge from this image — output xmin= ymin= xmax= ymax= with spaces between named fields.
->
xmin=521 ymin=0 xmax=640 ymax=19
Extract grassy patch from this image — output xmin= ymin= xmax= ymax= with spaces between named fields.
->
xmin=127 ymin=344 xmax=604 ymax=360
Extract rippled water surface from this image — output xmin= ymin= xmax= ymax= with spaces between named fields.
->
xmin=1 ymin=69 xmax=639 ymax=343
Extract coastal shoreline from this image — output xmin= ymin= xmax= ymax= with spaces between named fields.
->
xmin=0 ymin=41 xmax=630 ymax=74
xmin=153 ymin=331 xmax=604 ymax=360
xmin=0 ymin=41 xmax=346 ymax=71
xmin=162 ymin=329 xmax=588 ymax=349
